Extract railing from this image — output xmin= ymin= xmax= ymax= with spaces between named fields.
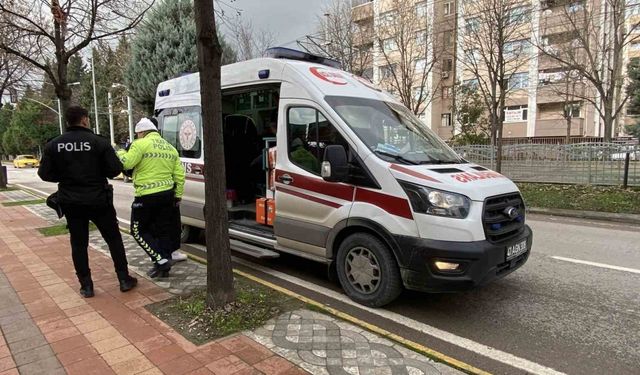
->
xmin=453 ymin=143 xmax=640 ymax=186
xmin=351 ymin=0 xmax=373 ymax=7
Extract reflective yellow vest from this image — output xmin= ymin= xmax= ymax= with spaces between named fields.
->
xmin=117 ymin=132 xmax=185 ymax=198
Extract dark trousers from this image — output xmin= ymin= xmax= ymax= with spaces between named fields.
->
xmin=62 ymin=204 xmax=129 ymax=279
xmin=130 ymin=190 xmax=174 ymax=263
xmin=169 ymin=205 xmax=181 ymax=252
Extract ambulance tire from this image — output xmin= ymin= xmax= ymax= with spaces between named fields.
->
xmin=180 ymin=224 xmax=200 ymax=243
xmin=336 ymin=233 xmax=402 ymax=307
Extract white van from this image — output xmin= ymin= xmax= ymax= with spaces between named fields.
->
xmin=154 ymin=48 xmax=532 ymax=307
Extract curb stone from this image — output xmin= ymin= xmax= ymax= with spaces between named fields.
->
xmin=527 ymin=207 xmax=640 ymax=225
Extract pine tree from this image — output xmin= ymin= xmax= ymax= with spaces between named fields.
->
xmin=125 ymin=0 xmax=237 ymax=113
xmin=626 ymin=59 xmax=640 ymax=138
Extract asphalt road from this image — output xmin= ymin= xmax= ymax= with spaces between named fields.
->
xmin=6 ymin=165 xmax=640 ymax=375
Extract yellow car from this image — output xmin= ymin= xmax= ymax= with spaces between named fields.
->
xmin=13 ymin=155 xmax=40 ymax=168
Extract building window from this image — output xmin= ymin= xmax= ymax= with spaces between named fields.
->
xmin=382 ymin=38 xmax=398 ymax=52
xmin=508 ymin=72 xmax=529 ymax=90
xmin=462 ymin=79 xmax=479 ymax=89
xmin=444 ymin=1 xmax=453 ymax=16
xmin=504 ymin=105 xmax=528 ymax=122
xmin=415 ymin=58 xmax=427 ymax=72
xmin=441 ymin=113 xmax=452 ymax=127
xmin=416 ymin=1 xmax=428 ymax=18
xmin=380 ymin=64 xmax=397 ymax=79
xmin=465 ymin=18 xmax=479 ymax=34
xmin=567 ymin=1 xmax=585 ymax=13
xmin=414 ymin=86 xmax=427 ymax=101
xmin=444 ymin=30 xmax=454 ymax=46
xmin=380 ymin=11 xmax=396 ymax=27
xmin=627 ymin=0 xmax=640 ymax=16
xmin=631 ymin=42 xmax=640 ymax=51
xmin=564 ymin=103 xmax=581 ymax=118
xmin=442 ymin=58 xmax=453 ymax=72
xmin=442 ymin=86 xmax=453 ymax=98
xmin=508 ymin=6 xmax=530 ymax=24
xmin=504 ymin=39 xmax=530 ymax=56
xmin=415 ymin=29 xmax=428 ymax=45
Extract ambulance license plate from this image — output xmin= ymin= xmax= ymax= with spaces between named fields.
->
xmin=506 ymin=240 xmax=527 ymax=261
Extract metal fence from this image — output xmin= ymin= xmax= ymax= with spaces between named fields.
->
xmin=453 ymin=143 xmax=640 ymax=186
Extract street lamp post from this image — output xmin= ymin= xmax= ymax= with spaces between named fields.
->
xmin=107 ymin=91 xmax=115 ymax=145
xmin=112 ymin=83 xmax=134 ymax=142
xmin=91 ymin=43 xmax=100 ymax=135
xmin=56 ymin=99 xmax=64 ymax=135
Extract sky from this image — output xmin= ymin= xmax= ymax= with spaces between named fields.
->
xmin=221 ymin=0 xmax=326 ymax=48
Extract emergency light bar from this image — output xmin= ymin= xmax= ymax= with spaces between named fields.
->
xmin=264 ymin=47 xmax=341 ymax=69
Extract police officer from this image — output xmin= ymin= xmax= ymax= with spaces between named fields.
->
xmin=38 ymin=105 xmax=137 ymax=298
xmin=117 ymin=118 xmax=185 ymax=278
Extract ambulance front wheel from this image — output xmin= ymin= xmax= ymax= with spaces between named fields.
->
xmin=336 ymin=233 xmax=403 ymax=307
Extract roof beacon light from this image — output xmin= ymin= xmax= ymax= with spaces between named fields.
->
xmin=258 ymin=69 xmax=270 ymax=79
xmin=264 ymin=47 xmax=341 ymax=69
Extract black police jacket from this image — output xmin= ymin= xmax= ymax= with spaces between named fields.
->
xmin=38 ymin=126 xmax=123 ymax=206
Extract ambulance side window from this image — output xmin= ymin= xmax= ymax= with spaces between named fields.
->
xmin=160 ymin=107 xmax=202 ymax=159
xmin=286 ymin=107 xmax=350 ymax=176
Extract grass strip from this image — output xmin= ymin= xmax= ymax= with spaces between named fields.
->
xmin=518 ymin=183 xmax=640 ymax=214
xmin=2 ymin=199 xmax=45 ymax=207
xmin=37 ymin=223 xmax=97 ymax=237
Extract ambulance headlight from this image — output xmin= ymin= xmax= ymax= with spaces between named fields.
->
xmin=399 ymin=181 xmax=470 ymax=219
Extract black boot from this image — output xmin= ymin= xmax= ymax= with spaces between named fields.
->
xmin=146 ymin=262 xmax=171 ymax=279
xmin=117 ymin=272 xmax=138 ymax=292
xmin=78 ymin=274 xmax=94 ymax=298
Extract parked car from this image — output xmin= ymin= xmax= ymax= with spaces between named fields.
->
xmin=13 ymin=155 xmax=40 ymax=168
xmin=611 ymin=146 xmax=640 ymax=161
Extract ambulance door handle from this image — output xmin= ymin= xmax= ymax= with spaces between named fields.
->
xmin=279 ymin=174 xmax=294 ymax=185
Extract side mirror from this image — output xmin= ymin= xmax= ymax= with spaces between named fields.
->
xmin=321 ymin=145 xmax=348 ymax=182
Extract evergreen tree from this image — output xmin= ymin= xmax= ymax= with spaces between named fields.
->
xmin=125 ymin=0 xmax=237 ymax=113
xmin=0 ymin=104 xmax=13 ymax=158
xmin=626 ymin=58 xmax=640 ymax=138
xmin=2 ymin=97 xmax=58 ymax=156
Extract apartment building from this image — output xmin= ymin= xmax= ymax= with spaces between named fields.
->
xmin=351 ymin=0 xmax=637 ymax=141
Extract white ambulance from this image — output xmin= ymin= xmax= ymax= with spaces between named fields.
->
xmin=154 ymin=48 xmax=532 ymax=307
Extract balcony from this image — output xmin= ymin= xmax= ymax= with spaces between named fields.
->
xmin=534 ymin=118 xmax=585 ymax=136
xmin=536 ymin=81 xmax=587 ymax=104
xmin=352 ymin=0 xmax=373 ymax=23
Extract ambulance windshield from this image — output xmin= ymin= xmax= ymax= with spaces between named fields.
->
xmin=325 ymin=96 xmax=464 ymax=165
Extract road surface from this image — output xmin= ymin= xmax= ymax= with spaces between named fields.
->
xmin=6 ymin=165 xmax=640 ymax=375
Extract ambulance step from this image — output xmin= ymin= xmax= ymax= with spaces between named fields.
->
xmin=180 ymin=241 xmax=279 ymax=259
xmin=231 ymin=239 xmax=280 ymax=259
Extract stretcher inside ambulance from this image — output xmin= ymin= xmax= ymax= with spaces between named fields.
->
xmin=154 ymin=48 xmax=532 ymax=307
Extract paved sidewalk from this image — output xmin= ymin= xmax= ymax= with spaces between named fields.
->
xmin=0 ymin=190 xmax=463 ymax=375
xmin=0 ymin=199 xmax=307 ymax=375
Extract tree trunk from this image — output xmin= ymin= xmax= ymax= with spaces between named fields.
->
xmin=495 ymin=119 xmax=504 ymax=173
xmin=566 ymin=116 xmax=572 ymax=145
xmin=193 ymin=0 xmax=235 ymax=308
xmin=603 ymin=106 xmax=613 ymax=142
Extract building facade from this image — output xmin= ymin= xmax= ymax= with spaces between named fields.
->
xmin=351 ymin=0 xmax=638 ymax=141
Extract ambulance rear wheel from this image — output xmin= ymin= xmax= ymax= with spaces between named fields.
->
xmin=180 ymin=224 xmax=200 ymax=243
xmin=336 ymin=233 xmax=402 ymax=307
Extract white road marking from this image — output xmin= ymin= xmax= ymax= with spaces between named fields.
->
xmin=15 ymin=184 xmax=52 ymax=199
xmin=551 ymin=256 xmax=640 ymax=274
xmin=232 ymin=257 xmax=566 ymax=375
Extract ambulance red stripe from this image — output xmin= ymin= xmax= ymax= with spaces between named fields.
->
xmin=354 ymin=188 xmax=413 ymax=220
xmin=277 ymin=186 xmax=343 ymax=209
xmin=390 ymin=164 xmax=441 ymax=183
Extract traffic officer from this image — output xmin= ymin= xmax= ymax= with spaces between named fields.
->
xmin=117 ymin=118 xmax=185 ymax=278
xmin=38 ymin=105 xmax=137 ymax=298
